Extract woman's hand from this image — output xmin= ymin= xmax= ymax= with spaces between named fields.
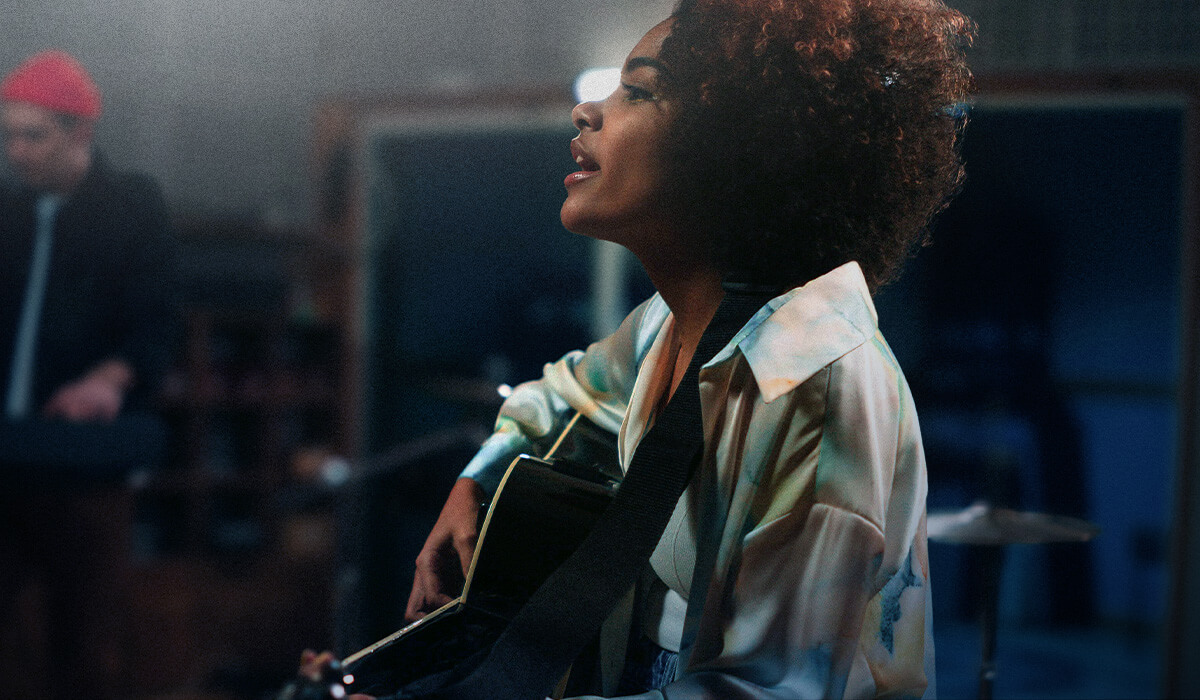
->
xmin=405 ymin=477 xmax=484 ymax=621
xmin=290 ymin=649 xmax=374 ymax=700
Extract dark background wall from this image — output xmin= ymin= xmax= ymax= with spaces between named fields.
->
xmin=877 ymin=99 xmax=1184 ymax=626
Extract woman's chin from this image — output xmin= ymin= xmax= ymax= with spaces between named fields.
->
xmin=559 ymin=207 xmax=600 ymax=238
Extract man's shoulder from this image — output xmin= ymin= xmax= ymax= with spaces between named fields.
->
xmin=0 ymin=176 xmax=27 ymax=202
xmin=0 ymin=178 xmax=34 ymax=224
xmin=88 ymin=163 xmax=164 ymax=202
xmin=72 ymin=151 xmax=162 ymax=203
xmin=59 ymin=161 xmax=171 ymax=247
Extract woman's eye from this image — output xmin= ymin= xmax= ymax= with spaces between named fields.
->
xmin=622 ymin=83 xmax=654 ymax=102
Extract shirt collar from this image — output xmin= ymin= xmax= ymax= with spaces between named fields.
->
xmin=707 ymin=261 xmax=879 ymax=403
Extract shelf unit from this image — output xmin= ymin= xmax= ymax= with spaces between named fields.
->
xmin=127 ymin=221 xmax=356 ymax=698
xmin=145 ymin=312 xmax=339 ymax=555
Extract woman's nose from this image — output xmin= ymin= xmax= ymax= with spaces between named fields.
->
xmin=571 ymin=100 xmax=602 ymax=131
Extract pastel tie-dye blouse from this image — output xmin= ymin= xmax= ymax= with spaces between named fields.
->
xmin=460 ymin=261 xmax=935 ymax=699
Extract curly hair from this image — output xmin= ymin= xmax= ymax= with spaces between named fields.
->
xmin=658 ymin=0 xmax=974 ymax=291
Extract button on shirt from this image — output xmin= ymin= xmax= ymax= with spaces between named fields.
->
xmin=461 ymin=261 xmax=934 ymax=699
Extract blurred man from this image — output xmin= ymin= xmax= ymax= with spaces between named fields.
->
xmin=0 ymin=50 xmax=174 ymax=422
xmin=0 ymin=50 xmax=175 ymax=699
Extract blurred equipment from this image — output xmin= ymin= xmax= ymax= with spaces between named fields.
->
xmin=0 ymin=411 xmax=167 ymax=699
xmin=928 ymin=501 xmax=1099 ymax=700
xmin=0 ymin=411 xmax=166 ymax=486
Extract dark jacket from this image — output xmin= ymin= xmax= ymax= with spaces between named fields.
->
xmin=0 ymin=152 xmax=176 ymax=412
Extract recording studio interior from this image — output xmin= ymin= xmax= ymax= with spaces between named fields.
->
xmin=0 ymin=0 xmax=1197 ymax=698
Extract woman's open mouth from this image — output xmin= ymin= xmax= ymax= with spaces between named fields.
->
xmin=565 ymin=140 xmax=600 ymax=187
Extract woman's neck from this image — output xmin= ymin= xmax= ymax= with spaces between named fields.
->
xmin=636 ymin=245 xmax=724 ymax=397
xmin=654 ymin=266 xmax=723 ymax=349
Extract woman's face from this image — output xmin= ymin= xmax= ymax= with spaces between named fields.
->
xmin=560 ymin=20 xmax=678 ymax=248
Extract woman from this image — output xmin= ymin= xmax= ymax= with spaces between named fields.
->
xmin=325 ymin=0 xmax=972 ymax=697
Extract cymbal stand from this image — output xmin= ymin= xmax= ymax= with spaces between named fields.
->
xmin=977 ymin=545 xmax=1004 ymax=700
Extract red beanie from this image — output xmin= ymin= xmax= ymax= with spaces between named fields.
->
xmin=1 ymin=50 xmax=102 ymax=120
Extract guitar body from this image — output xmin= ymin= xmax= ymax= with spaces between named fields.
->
xmin=338 ymin=413 xmax=619 ymax=697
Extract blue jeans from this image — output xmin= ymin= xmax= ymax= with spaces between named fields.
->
xmin=616 ymin=635 xmax=679 ymax=694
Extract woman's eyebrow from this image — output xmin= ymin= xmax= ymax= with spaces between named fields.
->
xmin=624 ymin=56 xmax=673 ymax=78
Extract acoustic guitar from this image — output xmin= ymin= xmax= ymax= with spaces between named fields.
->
xmin=277 ymin=412 xmax=619 ymax=699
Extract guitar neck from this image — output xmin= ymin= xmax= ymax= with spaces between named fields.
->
xmin=342 ymin=597 xmax=463 ymax=668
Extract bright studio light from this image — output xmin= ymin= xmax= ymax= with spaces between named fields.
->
xmin=573 ymin=67 xmax=621 ymax=103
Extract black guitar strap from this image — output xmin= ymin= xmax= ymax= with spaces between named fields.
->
xmin=426 ymin=280 xmax=778 ymax=700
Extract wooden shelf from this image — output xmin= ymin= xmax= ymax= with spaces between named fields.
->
xmin=127 ymin=219 xmax=356 ymax=697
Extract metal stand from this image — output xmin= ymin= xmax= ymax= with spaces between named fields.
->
xmin=977 ymin=546 xmax=1004 ymax=700
xmin=926 ymin=502 xmax=1100 ymax=700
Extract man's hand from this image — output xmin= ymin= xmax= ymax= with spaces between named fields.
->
xmin=42 ymin=359 xmax=134 ymax=422
xmin=405 ymin=477 xmax=485 ymax=622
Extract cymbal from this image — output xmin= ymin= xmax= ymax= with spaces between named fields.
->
xmin=928 ymin=502 xmax=1100 ymax=545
